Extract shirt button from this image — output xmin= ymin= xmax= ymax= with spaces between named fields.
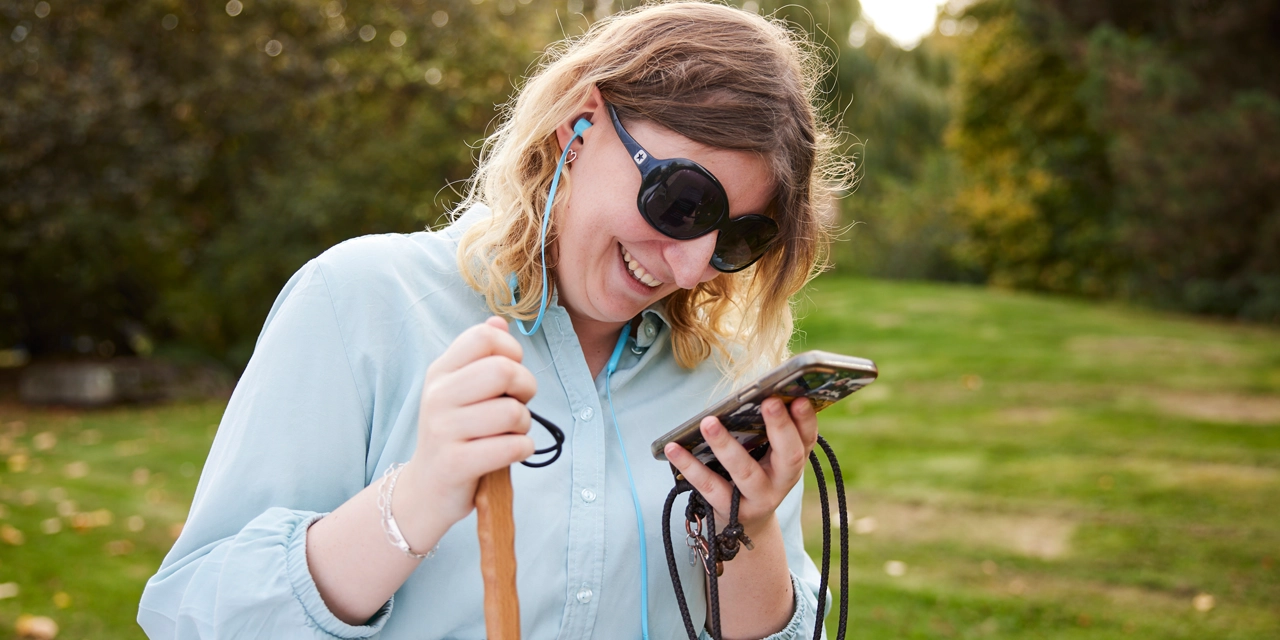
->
xmin=579 ymin=407 xmax=594 ymax=421
xmin=581 ymin=488 xmax=596 ymax=503
xmin=576 ymin=585 xmax=593 ymax=604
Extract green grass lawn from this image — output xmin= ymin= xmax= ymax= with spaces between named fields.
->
xmin=1 ymin=276 xmax=1277 ymax=638
xmin=793 ymin=278 xmax=1280 ymax=639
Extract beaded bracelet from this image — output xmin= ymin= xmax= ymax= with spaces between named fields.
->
xmin=377 ymin=463 xmax=438 ymax=560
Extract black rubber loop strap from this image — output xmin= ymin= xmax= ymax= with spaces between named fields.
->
xmin=520 ymin=408 xmax=565 ymax=468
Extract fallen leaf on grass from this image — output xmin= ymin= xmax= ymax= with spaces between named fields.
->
xmin=1193 ymin=593 xmax=1215 ymax=612
xmin=853 ymin=516 xmax=876 ymax=535
xmin=40 ymin=518 xmax=61 ymax=535
xmin=132 ymin=467 xmax=151 ymax=485
xmin=32 ymin=432 xmax=56 ymax=451
xmin=76 ymin=429 xmax=101 ymax=445
xmin=7 ymin=454 xmax=28 ymax=473
xmin=47 ymin=487 xmax=66 ymax=502
xmin=52 ymin=592 xmax=71 ymax=608
xmin=19 ymin=489 xmax=38 ymax=505
xmin=15 ymin=614 xmax=59 ymax=639
xmin=105 ymin=539 xmax=135 ymax=556
xmin=63 ymin=461 xmax=89 ymax=479
xmin=126 ymin=515 xmax=145 ymax=532
xmin=0 ymin=582 xmax=17 ymax=599
xmin=56 ymin=501 xmax=77 ymax=517
xmin=1 ymin=524 xmax=24 ymax=545
xmin=71 ymin=509 xmax=113 ymax=531
xmin=114 ymin=440 xmax=148 ymax=456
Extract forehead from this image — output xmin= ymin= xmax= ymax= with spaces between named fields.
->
xmin=618 ymin=118 xmax=775 ymax=218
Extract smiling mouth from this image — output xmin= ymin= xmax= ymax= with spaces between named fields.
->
xmin=620 ymin=244 xmax=663 ymax=288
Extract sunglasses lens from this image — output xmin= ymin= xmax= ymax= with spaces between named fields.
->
xmin=711 ymin=215 xmax=779 ymax=272
xmin=641 ymin=166 xmax=727 ymax=239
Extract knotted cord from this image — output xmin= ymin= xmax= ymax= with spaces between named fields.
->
xmin=663 ymin=435 xmax=849 ymax=640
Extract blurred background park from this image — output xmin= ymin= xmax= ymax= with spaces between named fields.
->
xmin=1 ymin=0 xmax=1277 ymax=638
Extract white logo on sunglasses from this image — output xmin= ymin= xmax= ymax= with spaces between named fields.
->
xmin=633 ymin=150 xmax=647 ymax=165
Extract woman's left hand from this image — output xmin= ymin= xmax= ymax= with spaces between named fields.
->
xmin=664 ymin=396 xmax=818 ymax=533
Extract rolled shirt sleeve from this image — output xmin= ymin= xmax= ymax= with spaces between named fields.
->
xmin=139 ymin=260 xmax=388 ymax=639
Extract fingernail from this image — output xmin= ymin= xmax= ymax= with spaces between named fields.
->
xmin=702 ymin=418 xmax=721 ymax=435
xmin=767 ymin=399 xmax=784 ymax=416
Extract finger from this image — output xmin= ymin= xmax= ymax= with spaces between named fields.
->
xmin=429 ymin=318 xmax=523 ymax=375
xmin=760 ymin=397 xmax=807 ymax=476
xmin=664 ymin=441 xmax=734 ymax=516
xmin=791 ymin=397 xmax=819 ymax=448
xmin=452 ymin=434 xmax=538 ymax=480
xmin=695 ymin=416 xmax=771 ymax=498
xmin=430 ymin=397 xmax=532 ymax=441
xmin=435 ymin=355 xmax=538 ymax=405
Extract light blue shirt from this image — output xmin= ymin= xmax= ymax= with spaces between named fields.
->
xmin=138 ymin=206 xmax=824 ymax=639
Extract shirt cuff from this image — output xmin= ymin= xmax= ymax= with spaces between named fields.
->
xmin=285 ymin=513 xmax=394 ymax=638
xmin=699 ymin=573 xmax=816 ymax=640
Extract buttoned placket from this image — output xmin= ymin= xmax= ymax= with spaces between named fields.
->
xmin=538 ymin=307 xmax=668 ymax=640
xmin=546 ymin=311 xmax=608 ymax=640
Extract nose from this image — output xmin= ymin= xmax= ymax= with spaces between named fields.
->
xmin=662 ymin=232 xmax=719 ymax=289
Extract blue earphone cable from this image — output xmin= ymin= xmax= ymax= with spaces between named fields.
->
xmin=507 ymin=118 xmax=649 ymax=639
xmin=511 ymin=118 xmax=593 ymax=336
xmin=606 ymin=323 xmax=651 ymax=640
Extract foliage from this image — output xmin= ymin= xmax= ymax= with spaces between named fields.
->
xmin=946 ymin=0 xmax=1280 ymax=320
xmin=947 ymin=0 xmax=1116 ymax=295
xmin=759 ymin=1 xmax=973 ymax=282
xmin=1062 ymin=1 xmax=1280 ymax=321
xmin=1 ymin=0 xmax=558 ymax=365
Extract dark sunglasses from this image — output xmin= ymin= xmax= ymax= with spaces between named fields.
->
xmin=606 ymin=104 xmax=780 ymax=273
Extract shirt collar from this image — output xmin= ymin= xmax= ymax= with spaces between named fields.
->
xmin=634 ymin=302 xmax=669 ymax=351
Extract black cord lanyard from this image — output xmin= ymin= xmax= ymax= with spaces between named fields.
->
xmin=662 ymin=436 xmax=850 ymax=640
xmin=520 ymin=408 xmax=565 ymax=468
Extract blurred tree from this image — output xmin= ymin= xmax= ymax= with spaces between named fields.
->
xmin=1 ymin=0 xmax=560 ymax=365
xmin=1059 ymin=0 xmax=1280 ymax=321
xmin=948 ymin=0 xmax=1280 ymax=321
xmin=835 ymin=26 xmax=969 ymax=281
xmin=745 ymin=0 xmax=972 ymax=282
xmin=947 ymin=0 xmax=1117 ymax=295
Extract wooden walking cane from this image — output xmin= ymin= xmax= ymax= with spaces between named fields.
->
xmin=476 ymin=466 xmax=520 ymax=640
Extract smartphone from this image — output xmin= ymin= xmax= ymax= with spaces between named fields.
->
xmin=650 ymin=350 xmax=878 ymax=466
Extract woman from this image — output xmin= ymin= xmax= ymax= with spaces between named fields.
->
xmin=139 ymin=3 xmax=847 ymax=639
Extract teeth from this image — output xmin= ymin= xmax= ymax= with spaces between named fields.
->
xmin=620 ymin=246 xmax=662 ymax=287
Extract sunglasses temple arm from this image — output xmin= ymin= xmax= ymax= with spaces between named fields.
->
xmin=607 ymin=104 xmax=658 ymax=173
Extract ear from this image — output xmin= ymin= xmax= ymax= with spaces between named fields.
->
xmin=554 ymin=85 xmax=606 ymax=153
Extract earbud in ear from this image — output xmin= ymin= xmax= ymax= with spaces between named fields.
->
xmin=573 ymin=117 xmax=593 ymax=137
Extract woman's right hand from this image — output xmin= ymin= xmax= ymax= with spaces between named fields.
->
xmin=396 ymin=316 xmax=538 ymax=544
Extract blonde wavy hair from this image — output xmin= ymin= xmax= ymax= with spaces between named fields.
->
xmin=456 ymin=1 xmax=848 ymax=379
